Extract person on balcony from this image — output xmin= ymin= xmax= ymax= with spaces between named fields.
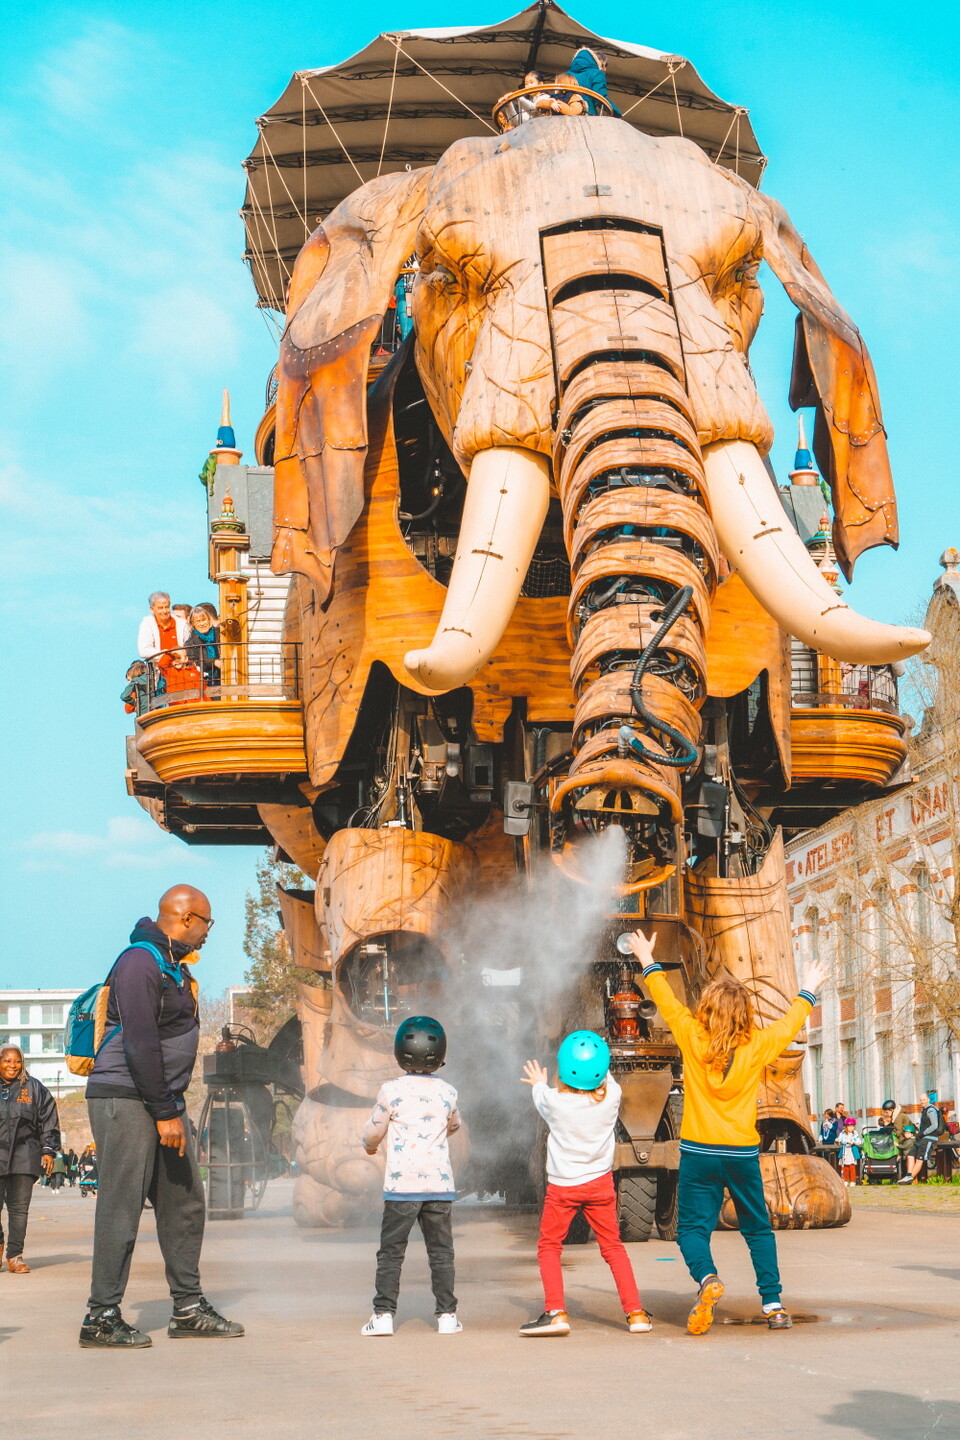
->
xmin=568 ymin=47 xmax=620 ymax=115
xmin=137 ymin=592 xmax=189 ymax=677
xmin=536 ymin=73 xmax=587 ymax=117
xmin=186 ymin=604 xmax=221 ymax=686
xmin=160 ymin=650 xmax=203 ymax=706
xmin=121 ymin=660 xmax=150 ymax=716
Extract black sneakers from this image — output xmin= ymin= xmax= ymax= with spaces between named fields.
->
xmin=168 ymin=1297 xmax=245 ymax=1339
xmin=519 ymin=1310 xmax=571 ymax=1336
xmin=79 ymin=1307 xmax=152 ymax=1349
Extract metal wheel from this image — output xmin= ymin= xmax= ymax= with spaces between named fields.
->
xmin=616 ymin=1171 xmax=657 ymax=1242
xmin=656 ymin=1092 xmax=683 ymax=1241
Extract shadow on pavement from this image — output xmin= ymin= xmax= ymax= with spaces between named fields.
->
xmin=897 ymin=1263 xmax=960 ymax=1283
xmin=821 ymin=1390 xmax=960 ymax=1439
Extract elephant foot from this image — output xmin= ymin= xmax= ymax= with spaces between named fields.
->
xmin=719 ymin=1153 xmax=851 ymax=1231
xmin=292 ymin=1172 xmax=375 ymax=1229
xmin=291 ymin=1091 xmax=383 ymax=1227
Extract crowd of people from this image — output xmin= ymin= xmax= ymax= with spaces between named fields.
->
xmin=817 ymin=1094 xmax=958 ymax=1184
xmin=123 ymin=591 xmax=221 ymax=717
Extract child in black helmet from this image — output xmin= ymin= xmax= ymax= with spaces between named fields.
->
xmin=360 ymin=1016 xmax=461 ymax=1336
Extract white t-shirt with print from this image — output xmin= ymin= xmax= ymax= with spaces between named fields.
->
xmin=361 ymin=1073 xmax=461 ymax=1199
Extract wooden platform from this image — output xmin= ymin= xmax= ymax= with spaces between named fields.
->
xmin=136 ymin=699 xmax=308 ymax=784
xmin=790 ymin=704 xmax=907 ymax=786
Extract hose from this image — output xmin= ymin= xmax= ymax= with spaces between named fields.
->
xmin=619 ymin=583 xmax=700 ymax=770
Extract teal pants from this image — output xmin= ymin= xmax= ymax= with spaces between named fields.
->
xmin=677 ymin=1148 xmax=781 ymax=1304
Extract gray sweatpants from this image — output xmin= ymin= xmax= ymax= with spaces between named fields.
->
xmin=87 ymin=1097 xmax=205 ymax=1313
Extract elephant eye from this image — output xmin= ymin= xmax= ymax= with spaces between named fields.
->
xmin=425 ymin=262 xmax=458 ymax=288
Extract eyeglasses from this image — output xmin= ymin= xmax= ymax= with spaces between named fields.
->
xmin=190 ymin=913 xmax=215 ymax=929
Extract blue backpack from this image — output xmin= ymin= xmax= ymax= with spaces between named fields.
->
xmin=64 ymin=942 xmax=186 ymax=1076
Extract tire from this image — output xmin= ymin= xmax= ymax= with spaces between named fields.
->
xmin=656 ymin=1169 xmax=678 ymax=1241
xmin=656 ymin=1092 xmax=683 ymax=1241
xmin=617 ymin=1171 xmax=657 ymax=1242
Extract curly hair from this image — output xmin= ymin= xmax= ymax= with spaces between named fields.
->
xmin=695 ymin=975 xmax=755 ymax=1072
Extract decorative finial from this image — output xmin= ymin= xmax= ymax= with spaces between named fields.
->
xmin=940 ymin=547 xmax=960 ymax=575
xmin=789 ymin=413 xmax=819 ymax=486
xmin=210 ymin=387 xmax=242 ymax=465
xmin=210 ymin=488 xmax=246 ymax=535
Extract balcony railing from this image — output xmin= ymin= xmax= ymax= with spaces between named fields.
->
xmin=128 ymin=642 xmax=301 ymax=716
xmin=791 ymin=655 xmax=900 ymax=715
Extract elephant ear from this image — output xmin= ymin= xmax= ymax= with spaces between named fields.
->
xmin=272 ymin=167 xmax=432 ymax=600
xmin=755 ymin=193 xmax=897 ymax=581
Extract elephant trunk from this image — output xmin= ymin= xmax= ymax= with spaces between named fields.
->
xmin=542 ymin=219 xmax=718 ymax=890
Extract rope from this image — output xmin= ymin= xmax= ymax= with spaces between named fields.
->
xmin=301 ymin=75 xmax=366 ymax=184
xmin=618 ymin=68 xmax=674 ymax=121
xmin=670 ymin=67 xmax=684 ymax=139
xmin=377 ymin=43 xmax=400 ymax=177
xmin=386 ymin=35 xmax=498 ymax=133
xmin=302 ymin=81 xmax=309 ymax=237
xmin=258 ymin=120 xmax=310 ymax=229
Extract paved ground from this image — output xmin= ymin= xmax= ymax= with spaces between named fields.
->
xmin=5 ymin=1181 xmax=960 ymax=1440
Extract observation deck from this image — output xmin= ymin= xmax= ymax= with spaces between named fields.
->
xmin=126 ymin=643 xmax=308 ymax=845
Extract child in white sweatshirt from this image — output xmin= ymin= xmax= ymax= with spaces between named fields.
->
xmin=519 ymin=1029 xmax=649 ymax=1337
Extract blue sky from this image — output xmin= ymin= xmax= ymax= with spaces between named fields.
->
xmin=2 ymin=2 xmax=958 ymax=999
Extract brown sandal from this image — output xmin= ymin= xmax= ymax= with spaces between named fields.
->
xmin=7 ymin=1256 xmax=30 ymax=1273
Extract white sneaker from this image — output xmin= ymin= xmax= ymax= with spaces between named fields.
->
xmin=361 ymin=1312 xmax=394 ymax=1336
xmin=437 ymin=1312 xmax=462 ymax=1334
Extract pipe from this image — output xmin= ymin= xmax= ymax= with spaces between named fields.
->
xmin=701 ymin=439 xmax=930 ymax=664
xmin=403 ymin=447 xmax=551 ymax=691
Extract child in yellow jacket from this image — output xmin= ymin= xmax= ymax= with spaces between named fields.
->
xmin=625 ymin=930 xmax=828 ymax=1335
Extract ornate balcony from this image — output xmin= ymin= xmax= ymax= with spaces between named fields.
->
xmin=126 ymin=643 xmax=308 ymax=845
xmin=790 ymin=654 xmax=908 ymax=788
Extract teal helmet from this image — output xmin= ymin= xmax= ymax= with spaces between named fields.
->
xmin=557 ymin=1030 xmax=611 ymax=1091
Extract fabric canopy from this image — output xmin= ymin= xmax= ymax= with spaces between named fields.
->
xmin=242 ymin=1 xmax=765 ymax=311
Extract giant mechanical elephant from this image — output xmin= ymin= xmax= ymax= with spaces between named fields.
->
xmin=268 ymin=116 xmax=928 ymax=1227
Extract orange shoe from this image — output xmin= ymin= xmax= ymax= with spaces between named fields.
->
xmin=687 ymin=1276 xmax=724 ymax=1335
xmin=626 ymin=1309 xmax=653 ymax=1333
xmin=7 ymin=1256 xmax=30 ymax=1273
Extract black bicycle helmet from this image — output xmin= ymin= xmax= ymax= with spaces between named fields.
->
xmin=394 ymin=1015 xmax=446 ymax=1073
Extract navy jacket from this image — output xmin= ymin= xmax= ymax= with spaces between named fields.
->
xmin=0 ymin=1070 xmax=60 ymax=1178
xmin=86 ymin=919 xmax=200 ymax=1121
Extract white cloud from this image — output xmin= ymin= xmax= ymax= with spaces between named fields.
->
xmin=20 ymin=814 xmax=199 ymax=872
xmin=34 ymin=21 xmax=145 ymax=127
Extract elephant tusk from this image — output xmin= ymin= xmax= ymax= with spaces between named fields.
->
xmin=701 ymin=439 xmax=930 ymax=664
xmin=403 ymin=447 xmax=551 ymax=692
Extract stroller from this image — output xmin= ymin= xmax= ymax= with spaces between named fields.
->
xmin=860 ymin=1127 xmax=901 ymax=1183
xmin=79 ymin=1167 xmax=98 ymax=1198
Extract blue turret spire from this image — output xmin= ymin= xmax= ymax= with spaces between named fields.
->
xmin=216 ymin=388 xmax=237 ymax=450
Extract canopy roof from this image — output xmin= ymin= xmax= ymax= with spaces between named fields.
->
xmin=242 ymin=2 xmax=765 ymax=311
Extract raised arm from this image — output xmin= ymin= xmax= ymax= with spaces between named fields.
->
xmin=622 ymin=931 xmax=699 ymax=1049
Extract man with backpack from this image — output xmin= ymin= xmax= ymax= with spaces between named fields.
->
xmin=79 ymin=884 xmax=244 ymax=1349
xmin=898 ymin=1090 xmax=947 ymax=1184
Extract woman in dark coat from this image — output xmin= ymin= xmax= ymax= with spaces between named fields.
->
xmin=0 ymin=1046 xmax=60 ymax=1272
xmin=185 ymin=603 xmax=221 ymax=687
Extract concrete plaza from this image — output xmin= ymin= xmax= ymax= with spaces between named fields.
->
xmin=4 ymin=1180 xmax=959 ymax=1440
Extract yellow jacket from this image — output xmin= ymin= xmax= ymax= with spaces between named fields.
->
xmin=643 ymin=968 xmax=813 ymax=1150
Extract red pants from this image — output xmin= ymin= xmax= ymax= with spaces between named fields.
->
xmin=537 ymin=1173 xmax=640 ymax=1313
xmin=842 ymin=1163 xmax=858 ymax=1182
